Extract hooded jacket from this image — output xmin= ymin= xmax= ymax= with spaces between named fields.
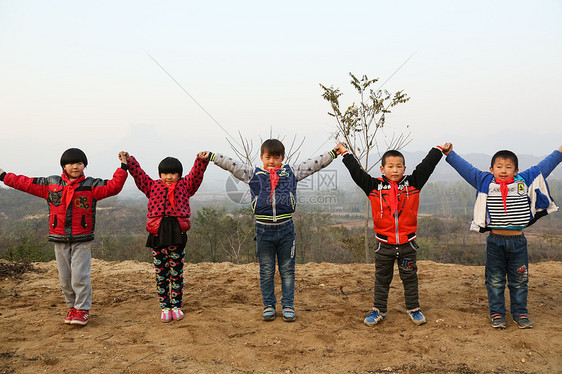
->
xmin=342 ymin=148 xmax=443 ymax=245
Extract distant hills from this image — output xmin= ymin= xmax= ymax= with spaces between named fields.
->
xmin=175 ymin=150 xmax=562 ymax=196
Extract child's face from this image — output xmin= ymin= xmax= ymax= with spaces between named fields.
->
xmin=260 ymin=152 xmax=284 ymax=169
xmin=160 ymin=173 xmax=180 ymax=186
xmin=490 ymin=157 xmax=518 ymax=180
xmin=63 ymin=162 xmax=85 ymax=180
xmin=380 ymin=156 xmax=406 ymax=182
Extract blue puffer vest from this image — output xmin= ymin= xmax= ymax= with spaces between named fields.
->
xmin=249 ymin=165 xmax=297 ymax=222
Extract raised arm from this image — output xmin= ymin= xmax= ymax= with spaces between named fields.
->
xmin=209 ymin=152 xmax=254 ymax=184
xmin=336 ymin=143 xmax=377 ymax=196
xmin=1 ymin=168 xmax=50 ymax=199
xmin=341 ymin=153 xmax=377 ymax=196
xmin=127 ymin=155 xmax=155 ymax=197
xmin=184 ymin=154 xmax=210 ymax=197
xmin=91 ymin=155 xmax=128 ymax=200
xmin=445 ymin=147 xmax=487 ymax=189
xmin=293 ymin=150 xmax=337 ymax=181
xmin=409 ymin=146 xmax=444 ymax=190
xmin=533 ymin=147 xmax=562 ymax=178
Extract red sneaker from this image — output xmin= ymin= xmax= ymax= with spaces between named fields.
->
xmin=70 ymin=309 xmax=90 ymax=326
xmin=65 ymin=308 xmax=76 ymax=324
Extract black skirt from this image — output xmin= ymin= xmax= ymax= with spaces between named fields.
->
xmin=146 ymin=216 xmax=187 ymax=249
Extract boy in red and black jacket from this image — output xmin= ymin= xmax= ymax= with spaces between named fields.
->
xmin=0 ymin=148 xmax=128 ymax=326
xmin=337 ymin=142 xmax=449 ymax=326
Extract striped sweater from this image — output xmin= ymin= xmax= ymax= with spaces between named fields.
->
xmin=446 ymin=150 xmax=561 ymax=232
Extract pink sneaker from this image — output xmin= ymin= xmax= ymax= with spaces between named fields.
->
xmin=161 ymin=308 xmax=172 ymax=323
xmin=171 ymin=308 xmax=184 ymax=321
xmin=65 ymin=308 xmax=76 ymax=324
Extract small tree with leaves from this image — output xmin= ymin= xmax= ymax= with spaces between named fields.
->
xmin=320 ymin=73 xmax=411 ymax=263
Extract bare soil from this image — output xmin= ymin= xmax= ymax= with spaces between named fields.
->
xmin=1 ymin=259 xmax=561 ymax=373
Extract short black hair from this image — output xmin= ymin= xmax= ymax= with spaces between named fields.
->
xmin=261 ymin=139 xmax=285 ymax=157
xmin=60 ymin=148 xmax=88 ymax=168
xmin=491 ymin=150 xmax=518 ymax=170
xmin=158 ymin=157 xmax=183 ymax=176
xmin=381 ymin=150 xmax=405 ymax=166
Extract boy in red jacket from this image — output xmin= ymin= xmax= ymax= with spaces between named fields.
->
xmin=0 ymin=148 xmax=128 ymax=326
xmin=337 ymin=142 xmax=449 ymax=326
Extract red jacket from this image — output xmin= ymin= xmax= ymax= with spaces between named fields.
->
xmin=2 ymin=167 xmax=128 ymax=242
xmin=128 ymin=156 xmax=208 ymax=235
xmin=342 ymin=148 xmax=442 ymax=245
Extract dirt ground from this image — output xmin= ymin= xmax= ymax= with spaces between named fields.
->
xmin=1 ymin=259 xmax=561 ymax=374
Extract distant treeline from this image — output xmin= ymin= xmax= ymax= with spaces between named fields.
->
xmin=0 ymin=180 xmax=560 ymax=265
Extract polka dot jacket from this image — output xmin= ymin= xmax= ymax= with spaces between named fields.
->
xmin=128 ymin=155 xmax=209 ymax=221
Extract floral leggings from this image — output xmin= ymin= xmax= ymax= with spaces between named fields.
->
xmin=152 ymin=244 xmax=185 ymax=309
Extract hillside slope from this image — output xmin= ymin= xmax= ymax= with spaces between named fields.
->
xmin=1 ymin=260 xmax=561 ymax=373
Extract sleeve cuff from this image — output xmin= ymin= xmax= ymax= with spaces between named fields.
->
xmin=0 ymin=172 xmax=6 ymax=181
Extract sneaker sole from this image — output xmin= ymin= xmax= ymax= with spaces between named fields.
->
xmin=364 ymin=318 xmax=384 ymax=326
xmin=70 ymin=320 xmax=88 ymax=326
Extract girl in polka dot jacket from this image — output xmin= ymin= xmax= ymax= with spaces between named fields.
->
xmin=121 ymin=151 xmax=209 ymax=322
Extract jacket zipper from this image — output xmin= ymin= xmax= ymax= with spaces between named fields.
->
xmin=395 ymin=213 xmax=400 ymax=245
xmin=272 ymin=191 xmax=277 ymax=222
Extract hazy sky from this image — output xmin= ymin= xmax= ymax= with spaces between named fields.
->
xmin=1 ymin=0 xmax=561 ymax=178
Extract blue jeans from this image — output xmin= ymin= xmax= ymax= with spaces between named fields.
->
xmin=485 ymin=233 xmax=529 ymax=317
xmin=255 ymin=220 xmax=296 ymax=308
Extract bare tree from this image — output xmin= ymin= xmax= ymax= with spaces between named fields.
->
xmin=225 ymin=130 xmax=305 ymax=168
xmin=218 ymin=209 xmax=254 ymax=263
xmin=320 ymin=73 xmax=412 ymax=263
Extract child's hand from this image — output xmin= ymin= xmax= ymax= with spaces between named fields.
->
xmin=118 ymin=151 xmax=130 ymax=164
xmin=198 ymin=151 xmax=210 ymax=160
xmin=558 ymin=145 xmax=562 ymax=153
xmin=439 ymin=142 xmax=452 ymax=155
xmin=334 ymin=142 xmax=348 ymax=155
xmin=0 ymin=168 xmax=4 ymax=175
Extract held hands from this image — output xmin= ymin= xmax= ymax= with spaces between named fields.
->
xmin=438 ymin=142 xmax=452 ymax=155
xmin=198 ymin=151 xmax=210 ymax=160
xmin=118 ymin=151 xmax=130 ymax=164
xmin=334 ymin=142 xmax=348 ymax=155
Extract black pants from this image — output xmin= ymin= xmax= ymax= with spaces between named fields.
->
xmin=373 ymin=240 xmax=420 ymax=313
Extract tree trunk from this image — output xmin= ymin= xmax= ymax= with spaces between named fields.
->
xmin=364 ymin=198 xmax=370 ymax=263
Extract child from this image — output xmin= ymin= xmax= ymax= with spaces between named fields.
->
xmin=121 ymin=151 xmax=209 ymax=322
xmin=444 ymin=144 xmax=562 ymax=329
xmin=201 ymin=139 xmax=339 ymax=322
xmin=0 ymin=148 xmax=128 ymax=326
xmin=337 ymin=142 xmax=447 ymax=326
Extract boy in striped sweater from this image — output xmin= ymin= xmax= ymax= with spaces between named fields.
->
xmin=444 ymin=143 xmax=562 ymax=329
